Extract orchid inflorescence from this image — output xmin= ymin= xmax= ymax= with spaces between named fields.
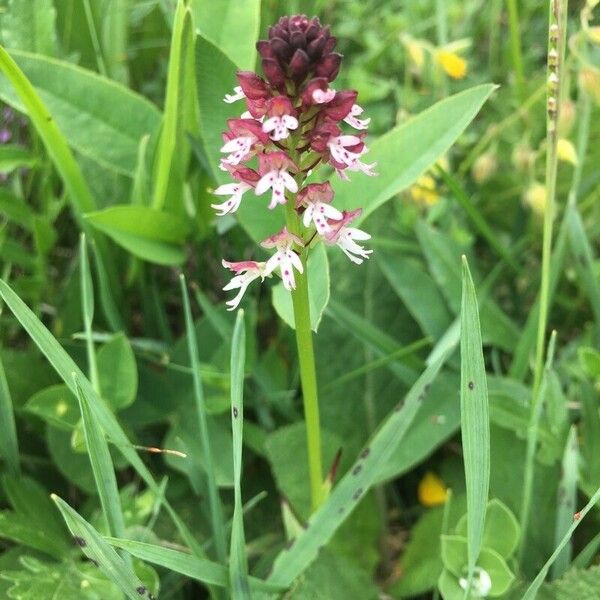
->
xmin=215 ymin=15 xmax=377 ymax=311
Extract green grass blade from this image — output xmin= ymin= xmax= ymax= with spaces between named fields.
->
xmin=572 ymin=531 xmax=600 ymax=569
xmin=460 ymin=256 xmax=490 ymax=583
xmin=551 ymin=425 xmax=578 ymax=579
xmin=151 ymin=1 xmax=194 ymax=210
xmin=522 ymin=484 xmax=600 ymax=600
xmin=0 ymin=278 xmax=202 ymax=557
xmin=267 ymin=349 xmax=453 ymax=587
xmin=193 ymin=285 xmax=233 ymax=342
xmin=0 ymin=352 xmax=20 ymax=476
xmin=80 ymin=234 xmax=100 ymax=392
xmin=51 ymin=495 xmax=155 ymax=600
xmin=106 ymin=538 xmax=284 ymax=594
xmin=0 ymin=46 xmax=96 ymax=215
xmin=180 ymin=274 xmax=227 ymax=563
xmin=72 ymin=375 xmax=127 ymax=557
xmin=229 ymin=311 xmax=251 ymax=598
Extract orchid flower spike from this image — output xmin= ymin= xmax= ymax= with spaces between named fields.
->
xmin=222 ymin=260 xmax=267 ymax=310
xmin=261 ymin=228 xmax=304 ymax=291
xmin=324 ymin=209 xmax=372 ymax=264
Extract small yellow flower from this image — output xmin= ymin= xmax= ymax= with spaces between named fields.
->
xmin=418 ymin=472 xmax=448 ymax=507
xmin=524 ymin=182 xmax=546 ymax=217
xmin=437 ymin=50 xmax=468 ymax=80
xmin=557 ymin=138 xmax=577 ymax=165
xmin=408 ymin=174 xmax=440 ymax=206
xmin=405 ymin=38 xmax=425 ymax=69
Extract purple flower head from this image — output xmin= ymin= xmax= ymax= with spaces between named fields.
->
xmin=218 ymin=15 xmax=376 ymax=309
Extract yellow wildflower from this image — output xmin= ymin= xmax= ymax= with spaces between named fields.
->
xmin=557 ymin=138 xmax=577 ymax=165
xmin=437 ymin=50 xmax=467 ymax=80
xmin=409 ymin=174 xmax=440 ymax=206
xmin=418 ymin=472 xmax=448 ymax=507
xmin=524 ymin=182 xmax=546 ymax=217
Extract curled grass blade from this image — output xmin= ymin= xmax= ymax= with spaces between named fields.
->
xmin=460 ymin=256 xmax=490 ymax=585
xmin=72 ymin=374 xmax=127 ymax=562
xmin=51 ymin=495 xmax=154 ymax=600
xmin=229 ymin=310 xmax=250 ymax=598
xmin=180 ymin=274 xmax=227 ymax=563
xmin=267 ymin=349 xmax=454 ymax=587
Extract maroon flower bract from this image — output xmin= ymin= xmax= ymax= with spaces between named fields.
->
xmin=216 ymin=14 xmax=376 ymax=310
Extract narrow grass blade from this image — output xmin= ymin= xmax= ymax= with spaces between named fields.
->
xmin=572 ymin=531 xmax=600 ymax=569
xmin=551 ymin=425 xmax=578 ymax=579
xmin=106 ymin=538 xmax=283 ymax=594
xmin=460 ymin=256 xmax=490 ymax=583
xmin=229 ymin=311 xmax=250 ymax=598
xmin=80 ymin=234 xmax=100 ymax=391
xmin=193 ymin=285 xmax=233 ymax=342
xmin=522 ymin=485 xmax=600 ymax=600
xmin=151 ymin=1 xmax=194 ymax=210
xmin=0 ymin=352 xmax=20 ymax=476
xmin=51 ymin=495 xmax=155 ymax=600
xmin=0 ymin=278 xmax=201 ymax=557
xmin=72 ymin=375 xmax=127 ymax=556
xmin=267 ymin=349 xmax=453 ymax=587
xmin=180 ymin=274 xmax=226 ymax=563
xmin=0 ymin=46 xmax=96 ymax=215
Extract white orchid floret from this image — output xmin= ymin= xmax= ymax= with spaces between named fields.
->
xmin=296 ymin=182 xmax=343 ymax=235
xmin=221 ymin=260 xmax=267 ymax=310
xmin=261 ymin=227 xmax=304 ymax=291
xmin=255 ymin=152 xmax=299 ymax=209
xmin=324 ymin=208 xmax=372 ymax=264
xmin=261 ymin=96 xmax=299 ymax=141
xmin=343 ymin=103 xmax=371 ymax=130
xmin=211 ymin=182 xmax=252 ymax=216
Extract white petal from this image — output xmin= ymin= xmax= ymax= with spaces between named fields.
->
xmin=280 ymin=170 xmax=298 ymax=193
xmin=255 ymin=171 xmax=275 ymax=196
xmin=220 ymin=136 xmax=251 ymax=153
xmin=282 ymin=115 xmax=299 ymax=129
xmin=287 ymin=250 xmax=304 ymax=274
xmin=302 ymin=205 xmax=314 ymax=228
xmin=268 ymin=180 xmax=286 ymax=209
xmin=263 ymin=252 xmax=281 ymax=277
xmin=346 ymin=227 xmax=371 ymax=241
xmin=262 ymin=116 xmax=280 ymax=133
xmin=320 ymin=203 xmax=343 ymax=220
xmin=337 ymin=135 xmax=361 ymax=147
xmin=280 ymin=257 xmax=297 ymax=291
xmin=213 ymin=182 xmax=241 ymax=196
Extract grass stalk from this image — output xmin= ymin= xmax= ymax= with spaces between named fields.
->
xmin=82 ymin=0 xmax=108 ymax=77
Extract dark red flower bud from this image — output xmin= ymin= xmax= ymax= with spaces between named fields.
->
xmin=315 ymin=53 xmax=342 ymax=82
xmin=261 ymin=58 xmax=286 ymax=89
xmin=236 ymin=71 xmax=270 ymax=100
xmin=289 ymin=49 xmax=310 ymax=81
xmin=270 ymin=37 xmax=293 ymax=61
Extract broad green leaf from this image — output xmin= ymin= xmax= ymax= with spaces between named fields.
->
xmin=192 ymin=0 xmax=260 ymax=70
xmin=0 ymin=50 xmax=161 ymax=176
xmin=460 ymin=257 xmax=490 ymax=579
xmin=1 ymin=556 xmax=121 ymax=600
xmin=85 ymin=205 xmax=190 ymax=265
xmin=272 ymin=244 xmax=330 ymax=332
xmin=97 ymin=333 xmax=138 ymax=410
xmin=0 ymin=189 xmax=34 ymax=229
xmin=73 ymin=377 xmax=127 ymax=549
xmin=332 ymin=85 xmax=496 ymax=220
xmin=24 ymin=384 xmax=79 ymax=430
xmin=51 ymin=496 xmax=157 ymax=600
xmin=267 ymin=351 xmax=452 ymax=587
xmin=440 ymin=535 xmax=469 ymax=576
xmin=2 ymin=475 xmax=70 ymax=555
xmin=539 ymin=565 xmax=600 ymax=599
xmin=229 ymin=311 xmax=250 ymax=598
xmin=378 ymin=251 xmax=453 ymax=339
xmin=0 ymin=351 xmax=19 ymax=476
xmin=0 ymin=511 xmax=67 ymax=558
xmin=455 ymin=499 xmax=520 ymax=560
xmin=0 ymin=0 xmax=57 ymax=55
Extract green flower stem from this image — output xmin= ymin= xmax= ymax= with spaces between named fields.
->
xmin=507 ymin=0 xmax=526 ymax=104
xmin=285 ymin=203 xmax=324 ymax=513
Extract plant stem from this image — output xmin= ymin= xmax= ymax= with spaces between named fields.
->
xmin=507 ymin=0 xmax=526 ymax=104
xmin=285 ymin=205 xmax=324 ymax=512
